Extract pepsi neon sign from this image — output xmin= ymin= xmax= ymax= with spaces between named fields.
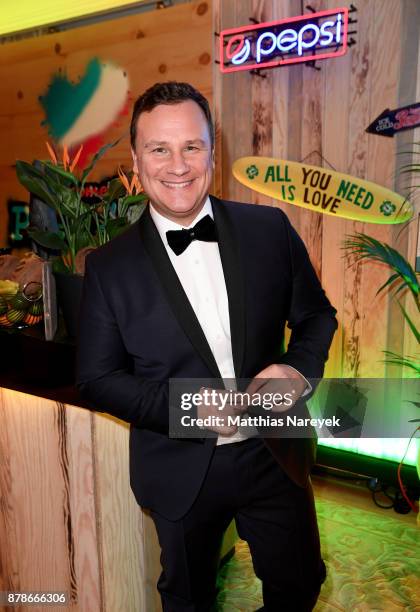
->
xmin=220 ymin=8 xmax=349 ymax=73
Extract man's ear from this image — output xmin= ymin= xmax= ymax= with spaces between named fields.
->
xmin=131 ymin=148 xmax=138 ymax=174
xmin=211 ymin=148 xmax=215 ymax=168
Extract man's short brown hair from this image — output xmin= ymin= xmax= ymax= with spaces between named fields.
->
xmin=130 ymin=81 xmax=214 ymax=150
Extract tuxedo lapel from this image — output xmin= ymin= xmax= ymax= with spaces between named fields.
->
xmin=211 ymin=196 xmax=246 ymax=379
xmin=138 ymin=205 xmax=222 ymax=380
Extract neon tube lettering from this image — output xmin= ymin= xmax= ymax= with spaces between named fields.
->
xmin=256 ymin=32 xmax=277 ymax=63
xmin=277 ymin=29 xmax=298 ymax=52
xmin=318 ymin=20 xmax=334 ymax=46
xmin=335 ymin=12 xmax=342 ymax=43
xmin=297 ymin=23 xmax=320 ymax=56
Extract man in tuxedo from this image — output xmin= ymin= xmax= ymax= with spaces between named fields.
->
xmin=77 ymin=81 xmax=338 ymax=612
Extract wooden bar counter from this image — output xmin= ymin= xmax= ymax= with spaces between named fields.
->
xmin=0 ymin=327 xmax=162 ymax=612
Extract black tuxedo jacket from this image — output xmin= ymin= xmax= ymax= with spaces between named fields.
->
xmin=76 ymin=196 xmax=338 ymax=520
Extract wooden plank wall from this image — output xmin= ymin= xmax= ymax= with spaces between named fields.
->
xmin=0 ymin=387 xmax=163 ymax=612
xmin=213 ymin=0 xmax=420 ymax=380
xmin=0 ymin=0 xmax=212 ymax=247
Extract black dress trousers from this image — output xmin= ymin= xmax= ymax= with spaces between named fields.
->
xmin=149 ymin=436 xmax=327 ymax=612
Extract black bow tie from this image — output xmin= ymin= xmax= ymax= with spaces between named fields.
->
xmin=166 ymin=215 xmax=218 ymax=256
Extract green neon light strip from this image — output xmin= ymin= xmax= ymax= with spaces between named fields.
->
xmin=319 ymin=438 xmax=418 ymax=467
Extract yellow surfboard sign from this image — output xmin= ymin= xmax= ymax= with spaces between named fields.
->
xmin=232 ymin=157 xmax=413 ymax=224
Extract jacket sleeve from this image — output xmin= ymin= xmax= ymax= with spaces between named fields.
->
xmin=277 ymin=209 xmax=338 ymax=397
xmin=76 ymin=254 xmax=172 ymax=434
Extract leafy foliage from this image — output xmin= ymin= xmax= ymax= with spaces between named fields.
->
xmin=16 ymin=141 xmax=147 ymax=274
xmin=343 ymin=233 xmax=419 ymax=301
xmin=343 ymin=171 xmax=419 ymax=376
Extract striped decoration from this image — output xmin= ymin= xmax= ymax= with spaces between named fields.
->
xmin=39 ymin=58 xmax=129 ymax=160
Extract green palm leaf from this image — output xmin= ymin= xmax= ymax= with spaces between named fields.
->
xmin=397 ymin=301 xmax=420 ymax=344
xmin=382 ymin=350 xmax=420 ymax=375
xmin=343 ymin=233 xmax=419 ymax=301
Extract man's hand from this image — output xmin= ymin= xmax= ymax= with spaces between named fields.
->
xmin=245 ymin=364 xmax=307 ymax=413
xmin=197 ymin=387 xmax=248 ymax=436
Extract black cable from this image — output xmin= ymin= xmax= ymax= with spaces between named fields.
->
xmin=370 ymin=486 xmax=396 ymax=509
xmin=315 ymin=467 xmax=406 ymax=511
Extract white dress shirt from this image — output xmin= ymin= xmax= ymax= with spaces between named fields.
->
xmin=149 ymin=198 xmax=311 ymax=445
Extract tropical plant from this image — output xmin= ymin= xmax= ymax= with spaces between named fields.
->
xmin=343 ymin=232 xmax=419 ymax=375
xmin=15 ymin=141 xmax=148 ymax=274
xmin=343 ymin=141 xmax=420 ymax=375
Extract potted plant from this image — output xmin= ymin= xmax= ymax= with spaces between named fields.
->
xmin=15 ymin=142 xmax=148 ymax=336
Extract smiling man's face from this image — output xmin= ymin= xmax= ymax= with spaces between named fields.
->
xmin=131 ymin=100 xmax=214 ymax=226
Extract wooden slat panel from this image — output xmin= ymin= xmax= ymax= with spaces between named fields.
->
xmin=341 ymin=0 xmax=375 ymax=378
xmin=298 ymin=0 xmax=325 ymax=278
xmin=229 ymin=0 xmax=254 ymax=204
xmin=92 ymin=412 xmax=147 ymax=612
xmin=212 ymin=0 xmax=223 ymax=198
xmin=66 ymin=405 xmax=102 ymax=611
xmin=218 ymin=0 xmax=254 ymax=202
xmin=361 ymin=0 xmax=402 ymax=378
xmin=0 ymin=388 xmax=23 ymax=597
xmin=250 ymin=0 xmax=273 ymax=207
xmin=142 ymin=510 xmax=163 ymax=612
xmin=392 ymin=0 xmax=420 ymax=379
xmin=320 ymin=0 xmax=353 ymax=377
xmin=271 ymin=0 xmax=291 ymax=164
xmin=0 ymin=389 xmax=73 ymax=610
xmin=271 ymin=0 xmax=296 ymax=225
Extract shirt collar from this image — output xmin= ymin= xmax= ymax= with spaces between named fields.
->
xmin=149 ymin=197 xmax=213 ymax=244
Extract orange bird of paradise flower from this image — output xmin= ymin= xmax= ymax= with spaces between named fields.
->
xmin=46 ymin=142 xmax=83 ymax=173
xmin=118 ymin=166 xmax=143 ymax=195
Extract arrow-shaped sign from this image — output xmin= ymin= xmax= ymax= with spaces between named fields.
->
xmin=366 ymin=102 xmax=420 ymax=137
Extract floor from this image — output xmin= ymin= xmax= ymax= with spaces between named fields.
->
xmin=216 ymin=475 xmax=420 ymax=611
